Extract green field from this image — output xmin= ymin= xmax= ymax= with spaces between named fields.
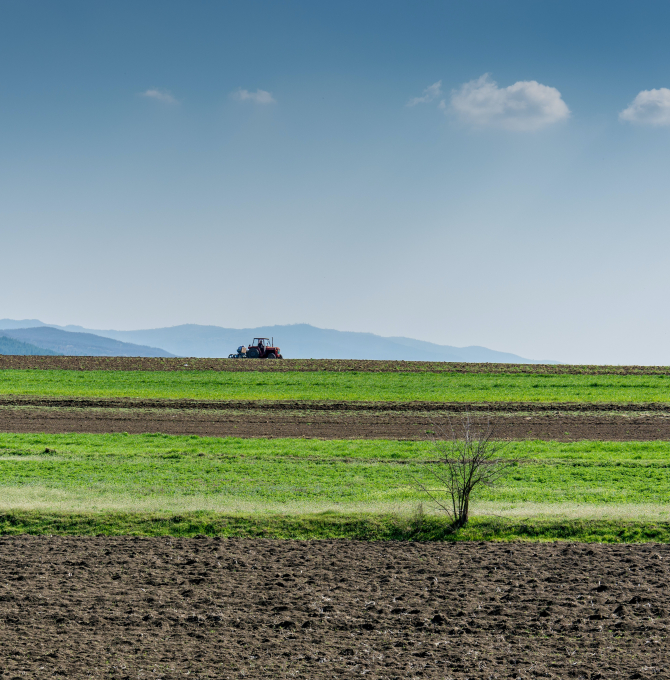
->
xmin=2 ymin=369 xmax=670 ymax=402
xmin=1 ymin=433 xmax=668 ymax=523
xmin=2 ymin=366 xmax=670 ymax=541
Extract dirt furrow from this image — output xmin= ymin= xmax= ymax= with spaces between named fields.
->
xmin=2 ymin=396 xmax=670 ymax=412
xmin=3 ymin=355 xmax=670 ymax=374
xmin=0 ymin=536 xmax=667 ymax=679
xmin=2 ymin=405 xmax=670 ymax=440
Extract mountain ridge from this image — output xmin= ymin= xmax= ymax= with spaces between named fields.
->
xmin=0 ymin=326 xmax=174 ymax=358
xmin=0 ymin=334 xmax=61 ymax=356
xmin=0 ymin=319 xmax=557 ymax=363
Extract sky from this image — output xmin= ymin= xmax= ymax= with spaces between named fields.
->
xmin=1 ymin=0 xmax=670 ymax=364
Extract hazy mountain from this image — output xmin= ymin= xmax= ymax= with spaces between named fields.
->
xmin=0 ymin=319 xmax=48 ymax=330
xmin=0 ymin=326 xmax=174 ymax=357
xmin=0 ymin=320 xmax=556 ymax=363
xmin=0 ymin=335 xmax=61 ymax=356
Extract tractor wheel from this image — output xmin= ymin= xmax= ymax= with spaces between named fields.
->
xmin=247 ymin=348 xmax=260 ymax=358
xmin=266 ymin=353 xmax=277 ymax=359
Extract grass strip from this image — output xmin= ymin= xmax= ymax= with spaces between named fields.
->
xmin=0 ymin=511 xmax=668 ymax=543
xmin=5 ymin=431 xmax=670 ymax=461
xmin=2 ymin=433 xmax=670 ymax=510
xmin=3 ymin=369 xmax=670 ymax=402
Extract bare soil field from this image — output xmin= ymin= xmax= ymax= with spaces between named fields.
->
xmin=6 ymin=396 xmax=670 ymax=412
xmin=3 ymin=355 xmax=670 ymax=374
xmin=0 ymin=536 xmax=667 ymax=679
xmin=1 ymin=398 xmax=670 ymax=441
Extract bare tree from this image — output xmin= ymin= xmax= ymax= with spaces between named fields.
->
xmin=413 ymin=413 xmax=516 ymax=530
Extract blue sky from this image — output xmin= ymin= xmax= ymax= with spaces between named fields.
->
xmin=1 ymin=0 xmax=670 ymax=363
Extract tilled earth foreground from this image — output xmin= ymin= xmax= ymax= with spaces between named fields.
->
xmin=0 ymin=538 xmax=668 ymax=679
xmin=2 ymin=400 xmax=670 ymax=441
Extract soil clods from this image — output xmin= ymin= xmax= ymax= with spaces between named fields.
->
xmin=0 ymin=537 xmax=667 ymax=679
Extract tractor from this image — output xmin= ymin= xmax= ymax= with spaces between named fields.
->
xmin=228 ymin=337 xmax=283 ymax=359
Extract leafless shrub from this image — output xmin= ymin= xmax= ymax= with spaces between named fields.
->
xmin=413 ymin=412 xmax=517 ymax=530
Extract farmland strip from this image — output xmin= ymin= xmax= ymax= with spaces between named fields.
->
xmin=3 ymin=355 xmax=670 ymax=374
xmin=2 ymin=396 xmax=670 ymax=411
xmin=2 ymin=403 xmax=670 ymax=440
xmin=0 ymin=536 xmax=666 ymax=678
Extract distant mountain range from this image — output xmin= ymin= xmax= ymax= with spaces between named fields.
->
xmin=0 ymin=326 xmax=174 ymax=357
xmin=0 ymin=319 xmax=557 ymax=363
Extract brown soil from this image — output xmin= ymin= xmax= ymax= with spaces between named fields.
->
xmin=3 ymin=355 xmax=670 ymax=374
xmin=0 ymin=537 xmax=667 ymax=679
xmin=2 ymin=398 xmax=670 ymax=441
xmin=5 ymin=396 xmax=670 ymax=412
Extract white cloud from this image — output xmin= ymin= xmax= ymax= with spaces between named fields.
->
xmin=232 ymin=88 xmax=276 ymax=105
xmin=450 ymin=74 xmax=570 ymax=131
xmin=619 ymin=88 xmax=670 ymax=126
xmin=407 ymin=81 xmax=442 ymax=107
xmin=140 ymin=88 xmax=178 ymax=104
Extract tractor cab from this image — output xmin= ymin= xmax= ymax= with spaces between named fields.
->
xmin=245 ymin=337 xmax=283 ymax=359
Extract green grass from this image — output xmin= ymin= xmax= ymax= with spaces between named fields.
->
xmin=3 ymin=369 xmax=670 ymax=402
xmin=1 ymin=433 xmax=669 ymax=521
xmin=0 ymin=511 xmax=668 ymax=543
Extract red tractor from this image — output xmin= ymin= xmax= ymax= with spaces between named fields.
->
xmin=229 ymin=337 xmax=283 ymax=359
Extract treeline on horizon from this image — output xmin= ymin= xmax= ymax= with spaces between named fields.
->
xmin=0 ymin=335 xmax=60 ymax=356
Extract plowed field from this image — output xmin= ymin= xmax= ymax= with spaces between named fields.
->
xmin=0 ymin=537 xmax=667 ymax=679
xmin=2 ymin=398 xmax=670 ymax=440
xmin=3 ymin=355 xmax=670 ymax=374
